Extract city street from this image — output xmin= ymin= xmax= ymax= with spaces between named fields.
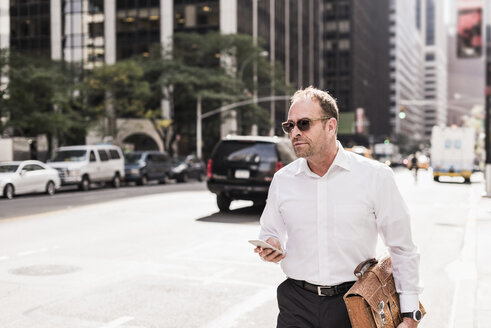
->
xmin=0 ymin=168 xmax=487 ymax=328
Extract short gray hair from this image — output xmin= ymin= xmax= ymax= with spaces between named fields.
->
xmin=290 ymin=86 xmax=339 ymax=121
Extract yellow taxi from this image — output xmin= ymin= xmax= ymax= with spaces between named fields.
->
xmin=345 ymin=146 xmax=374 ymax=159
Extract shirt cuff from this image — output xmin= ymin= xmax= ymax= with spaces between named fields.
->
xmin=399 ymin=294 xmax=419 ymax=313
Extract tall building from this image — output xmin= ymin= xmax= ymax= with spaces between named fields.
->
xmin=421 ymin=0 xmax=448 ymax=142
xmin=322 ymin=0 xmax=391 ymax=145
xmin=389 ymin=0 xmax=425 ymax=148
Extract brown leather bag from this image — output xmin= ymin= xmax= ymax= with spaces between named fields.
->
xmin=343 ymin=256 xmax=425 ymax=328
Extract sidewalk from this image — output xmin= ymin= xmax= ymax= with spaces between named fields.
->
xmin=476 ymin=195 xmax=491 ymax=327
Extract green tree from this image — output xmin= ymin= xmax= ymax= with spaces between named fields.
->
xmin=1 ymin=51 xmax=87 ymax=150
xmin=138 ymin=32 xmax=292 ymax=156
xmin=83 ymin=60 xmax=151 ymax=139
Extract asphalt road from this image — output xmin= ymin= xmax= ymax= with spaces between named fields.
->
xmin=0 ymin=168 xmax=485 ymax=328
xmin=0 ymin=181 xmax=208 ymax=220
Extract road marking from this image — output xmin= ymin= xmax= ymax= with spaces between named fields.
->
xmin=201 ymin=287 xmax=276 ymax=328
xmin=99 ymin=316 xmax=134 ymax=328
xmin=0 ymin=256 xmax=10 ymax=261
xmin=18 ymin=248 xmax=49 ymax=257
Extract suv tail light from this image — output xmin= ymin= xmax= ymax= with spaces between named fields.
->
xmin=275 ymin=161 xmax=284 ymax=172
xmin=207 ymin=159 xmax=213 ymax=178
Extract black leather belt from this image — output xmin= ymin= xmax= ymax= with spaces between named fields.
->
xmin=289 ymin=278 xmax=355 ymax=297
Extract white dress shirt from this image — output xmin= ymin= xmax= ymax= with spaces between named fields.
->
xmin=259 ymin=141 xmax=422 ymax=312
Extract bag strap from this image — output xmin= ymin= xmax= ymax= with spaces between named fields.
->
xmin=354 ymin=258 xmax=378 ymax=279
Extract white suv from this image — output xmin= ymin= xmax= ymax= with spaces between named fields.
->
xmin=47 ymin=145 xmax=125 ymax=191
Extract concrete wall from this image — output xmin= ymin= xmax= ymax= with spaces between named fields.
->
xmin=0 ymin=139 xmax=13 ymax=161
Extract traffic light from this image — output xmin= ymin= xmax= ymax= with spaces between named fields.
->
xmin=399 ymin=106 xmax=406 ymax=119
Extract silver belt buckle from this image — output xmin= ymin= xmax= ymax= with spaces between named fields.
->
xmin=317 ymin=285 xmax=332 ymax=296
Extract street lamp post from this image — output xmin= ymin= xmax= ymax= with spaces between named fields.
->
xmin=236 ymin=50 xmax=268 ymax=135
xmin=196 ymin=95 xmax=202 ymax=159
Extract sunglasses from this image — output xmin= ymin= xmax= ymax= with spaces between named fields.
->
xmin=281 ymin=116 xmax=331 ymax=134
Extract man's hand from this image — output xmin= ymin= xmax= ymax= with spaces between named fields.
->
xmin=254 ymin=237 xmax=285 ymax=263
xmin=397 ymin=318 xmax=418 ymax=328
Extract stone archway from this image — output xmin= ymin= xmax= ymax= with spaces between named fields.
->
xmin=122 ymin=133 xmax=159 ymax=151
xmin=85 ymin=119 xmax=164 ymax=151
xmin=116 ymin=119 xmax=164 ymax=152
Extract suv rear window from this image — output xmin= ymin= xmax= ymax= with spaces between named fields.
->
xmin=214 ymin=141 xmax=277 ymax=163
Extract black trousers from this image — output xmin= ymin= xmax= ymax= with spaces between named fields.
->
xmin=276 ymin=279 xmax=352 ymax=328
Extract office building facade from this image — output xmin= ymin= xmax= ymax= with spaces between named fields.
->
xmin=421 ymin=0 xmax=448 ymax=142
xmin=389 ymin=0 xmax=425 ymax=147
xmin=321 ymin=0 xmax=391 ymax=145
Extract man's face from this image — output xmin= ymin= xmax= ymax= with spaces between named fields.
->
xmin=287 ymin=99 xmax=332 ymax=158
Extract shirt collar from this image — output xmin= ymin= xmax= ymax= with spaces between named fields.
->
xmin=294 ymin=140 xmax=352 ymax=177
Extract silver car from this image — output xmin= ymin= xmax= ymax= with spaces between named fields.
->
xmin=0 ymin=160 xmax=61 ymax=200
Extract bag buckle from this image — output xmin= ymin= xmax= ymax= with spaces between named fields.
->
xmin=378 ymin=301 xmax=386 ymax=326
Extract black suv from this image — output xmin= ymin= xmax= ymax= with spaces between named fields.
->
xmin=206 ymin=136 xmax=296 ymax=211
xmin=124 ymin=151 xmax=172 ymax=185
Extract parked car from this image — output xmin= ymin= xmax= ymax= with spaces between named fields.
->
xmin=0 ymin=160 xmax=61 ymax=200
xmin=47 ymin=145 xmax=124 ymax=190
xmin=168 ymin=154 xmax=206 ymax=183
xmin=207 ymin=135 xmax=296 ymax=211
xmin=124 ymin=151 xmax=171 ymax=185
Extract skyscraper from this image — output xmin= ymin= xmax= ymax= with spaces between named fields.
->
xmin=389 ymin=0 xmax=425 ymax=149
xmin=421 ymin=0 xmax=448 ymax=142
xmin=322 ymin=0 xmax=391 ymax=145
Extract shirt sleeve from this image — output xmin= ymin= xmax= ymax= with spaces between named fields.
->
xmin=258 ymin=175 xmax=287 ymax=250
xmin=374 ymin=166 xmax=423 ymax=313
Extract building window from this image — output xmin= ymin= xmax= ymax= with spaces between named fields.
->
xmin=326 ymin=21 xmax=337 ymax=32
xmin=339 ymin=39 xmax=350 ymax=51
xmin=338 ymin=20 xmax=350 ymax=33
xmin=89 ymin=22 xmax=104 ymax=38
xmin=325 ymin=41 xmax=333 ymax=51
xmin=174 ymin=2 xmax=219 ymax=32
xmin=425 ymin=53 xmax=435 ymax=61
xmin=116 ymin=0 xmax=161 ymax=60
xmin=89 ymin=0 xmax=103 ymax=14
xmin=9 ymin=0 xmax=51 ymax=58
xmin=425 ymin=0 xmax=435 ymax=45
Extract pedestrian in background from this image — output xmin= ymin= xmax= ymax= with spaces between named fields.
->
xmin=411 ymin=153 xmax=419 ymax=183
xmin=254 ymin=86 xmax=423 ymax=328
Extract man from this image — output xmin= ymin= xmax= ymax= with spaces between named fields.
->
xmin=411 ymin=153 xmax=419 ymax=183
xmin=254 ymin=86 xmax=422 ymax=328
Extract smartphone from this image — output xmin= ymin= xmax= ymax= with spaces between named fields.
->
xmin=249 ymin=239 xmax=283 ymax=254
